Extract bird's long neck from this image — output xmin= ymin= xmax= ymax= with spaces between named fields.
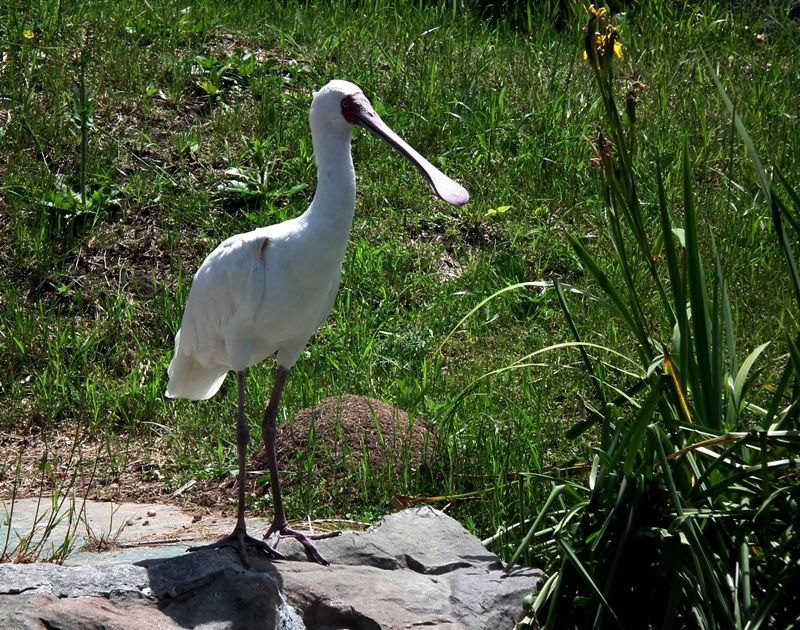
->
xmin=302 ymin=125 xmax=357 ymax=249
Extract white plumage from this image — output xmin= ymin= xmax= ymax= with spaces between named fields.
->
xmin=166 ymin=80 xmax=468 ymax=567
xmin=165 ymin=219 xmax=345 ymax=400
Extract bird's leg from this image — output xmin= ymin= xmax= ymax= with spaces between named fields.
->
xmin=188 ymin=370 xmax=286 ymax=568
xmin=231 ymin=369 xmax=254 ymax=536
xmin=261 ymin=365 xmax=339 ymax=565
xmin=262 ymin=366 xmax=289 ymax=527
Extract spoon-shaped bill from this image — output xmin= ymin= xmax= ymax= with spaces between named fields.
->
xmin=342 ymin=93 xmax=469 ymax=206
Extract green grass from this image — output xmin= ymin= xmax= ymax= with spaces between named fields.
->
xmin=1 ymin=0 xmax=798 ymax=575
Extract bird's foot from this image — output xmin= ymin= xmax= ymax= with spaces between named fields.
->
xmin=264 ymin=521 xmax=340 ymax=566
xmin=188 ymin=527 xmax=287 ymax=569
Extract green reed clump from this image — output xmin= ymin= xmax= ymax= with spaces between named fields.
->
xmin=511 ymin=5 xmax=800 ymax=628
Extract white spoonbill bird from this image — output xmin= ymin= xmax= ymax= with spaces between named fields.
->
xmin=166 ymin=80 xmax=468 ymax=567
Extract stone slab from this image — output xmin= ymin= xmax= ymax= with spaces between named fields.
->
xmin=0 ymin=504 xmax=545 ymax=629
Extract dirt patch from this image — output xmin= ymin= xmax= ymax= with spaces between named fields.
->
xmin=1 ymin=396 xmax=434 ymax=518
xmin=0 ymin=428 xmax=172 ymax=506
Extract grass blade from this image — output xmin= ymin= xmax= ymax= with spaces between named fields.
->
xmin=682 ymin=141 xmax=718 ymax=428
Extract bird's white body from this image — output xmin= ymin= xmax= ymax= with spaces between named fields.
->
xmin=164 ymin=79 xmax=468 ymax=565
xmin=167 ymin=81 xmax=359 ymax=400
xmin=165 ymin=219 xmax=344 ymax=400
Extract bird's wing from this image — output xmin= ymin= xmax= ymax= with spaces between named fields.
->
xmin=175 ymin=230 xmax=272 ymax=369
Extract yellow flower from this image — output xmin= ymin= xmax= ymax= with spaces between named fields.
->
xmin=23 ymin=28 xmax=34 ymax=40
xmin=604 ymin=26 xmax=623 ymax=60
xmin=582 ymin=6 xmax=623 ymax=66
xmin=583 ymin=30 xmax=603 ymax=63
xmin=587 ymin=4 xmax=607 ymax=21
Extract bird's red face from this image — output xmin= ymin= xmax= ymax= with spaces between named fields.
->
xmin=340 ymin=92 xmax=372 ymax=126
xmin=339 ymin=92 xmax=469 ymax=207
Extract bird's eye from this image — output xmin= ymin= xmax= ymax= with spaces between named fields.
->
xmin=340 ymin=94 xmax=363 ymax=125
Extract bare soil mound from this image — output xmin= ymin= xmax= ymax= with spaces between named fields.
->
xmin=251 ymin=395 xmax=434 ymax=504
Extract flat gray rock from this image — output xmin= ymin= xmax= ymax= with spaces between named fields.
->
xmin=289 ymin=507 xmax=503 ymax=573
xmin=0 ymin=506 xmax=545 ymax=629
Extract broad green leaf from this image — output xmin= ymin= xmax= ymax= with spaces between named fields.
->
xmin=731 ymin=342 xmax=770 ymax=412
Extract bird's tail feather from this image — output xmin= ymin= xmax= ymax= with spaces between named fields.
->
xmin=166 ymin=351 xmax=228 ymax=401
